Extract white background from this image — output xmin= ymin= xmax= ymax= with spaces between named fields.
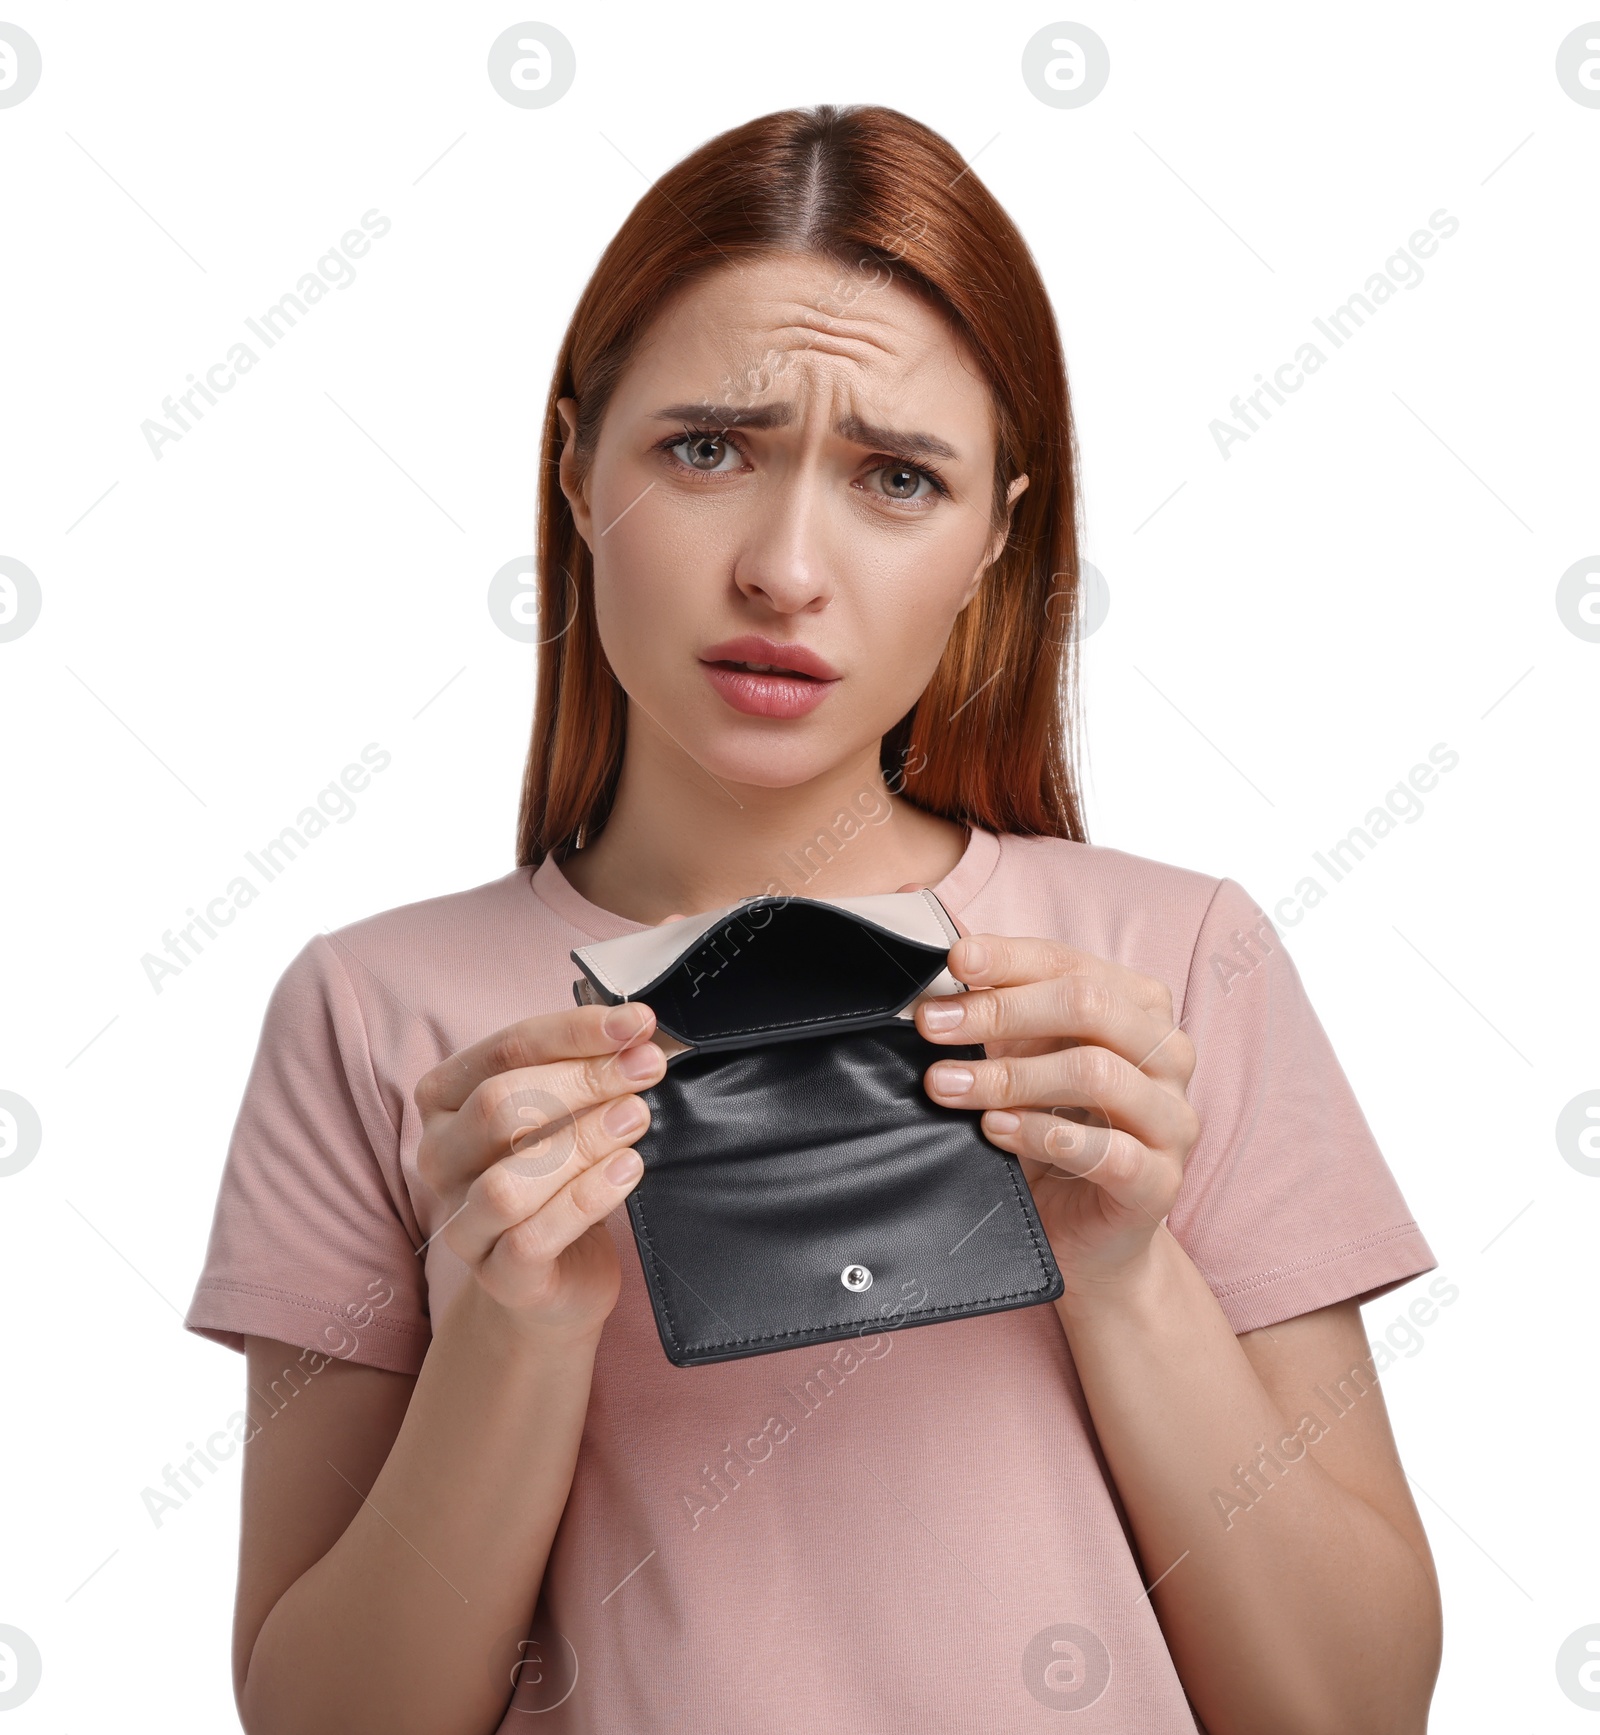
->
xmin=2 ymin=2 xmax=1596 ymax=1728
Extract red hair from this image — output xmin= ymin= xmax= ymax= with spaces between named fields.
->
xmin=516 ymin=103 xmax=1088 ymax=868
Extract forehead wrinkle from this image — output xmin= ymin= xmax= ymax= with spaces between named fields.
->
xmin=756 ymin=307 xmax=895 ymax=353
xmin=658 ymin=288 xmax=990 ymax=469
xmin=734 ymin=325 xmax=904 ymax=375
xmin=741 ymin=289 xmax=910 ymax=345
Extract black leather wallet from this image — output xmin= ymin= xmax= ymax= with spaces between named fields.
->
xmin=571 ymin=887 xmax=1064 ymax=1367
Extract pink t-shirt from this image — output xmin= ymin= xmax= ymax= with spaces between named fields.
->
xmin=185 ymin=826 xmax=1436 ymax=1732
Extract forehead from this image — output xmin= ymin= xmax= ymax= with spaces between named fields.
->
xmin=616 ymin=251 xmax=996 ymax=441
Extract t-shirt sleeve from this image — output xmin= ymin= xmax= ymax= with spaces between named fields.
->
xmin=183 ymin=933 xmax=433 ymax=1375
xmin=1164 ymin=877 xmax=1438 ymax=1335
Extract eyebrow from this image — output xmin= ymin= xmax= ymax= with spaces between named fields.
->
xmin=651 ymin=401 xmax=960 ymax=463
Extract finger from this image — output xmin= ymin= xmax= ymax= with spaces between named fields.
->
xmin=481 ymin=1132 xmax=647 ymax=1283
xmin=414 ymin=1000 xmax=657 ymax=1119
xmin=980 ymin=1108 xmax=1179 ymax=1221
xmin=449 ymin=1089 xmax=652 ymax=1267
xmin=947 ymin=933 xmax=1174 ymax=1019
xmin=916 ymin=974 xmax=1193 ymax=1082
xmin=421 ymin=1033 xmax=668 ymax=1199
xmin=923 ymin=1044 xmax=1195 ymax=1153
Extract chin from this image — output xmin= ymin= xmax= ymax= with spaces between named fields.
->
xmin=694 ymin=726 xmax=856 ymax=792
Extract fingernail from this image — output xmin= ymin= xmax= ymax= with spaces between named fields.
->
xmin=985 ymin=1110 xmax=1021 ymax=1134
xmin=921 ymin=1000 xmax=964 ymax=1032
xmin=618 ymin=1041 xmax=662 ymax=1080
xmin=604 ymin=1003 xmax=647 ymax=1043
xmin=604 ymin=1150 xmax=643 ymax=1186
xmin=959 ymin=940 xmax=989 ymax=975
xmin=931 ymin=1063 xmax=974 ymax=1095
xmin=603 ymin=1096 xmax=646 ymax=1135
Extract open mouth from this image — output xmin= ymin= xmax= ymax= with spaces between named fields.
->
xmin=708 ymin=659 xmax=822 ymax=680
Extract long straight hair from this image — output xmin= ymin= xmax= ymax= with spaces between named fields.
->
xmin=516 ymin=104 xmax=1088 ymax=868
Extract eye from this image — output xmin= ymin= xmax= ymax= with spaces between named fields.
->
xmin=862 ymin=458 xmax=949 ymax=505
xmin=663 ymin=430 xmax=744 ymax=474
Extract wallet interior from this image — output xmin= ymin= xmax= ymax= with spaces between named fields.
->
xmin=576 ymin=893 xmax=961 ymax=1053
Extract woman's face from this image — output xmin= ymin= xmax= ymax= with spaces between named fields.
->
xmin=558 ymin=250 xmax=1027 ymax=792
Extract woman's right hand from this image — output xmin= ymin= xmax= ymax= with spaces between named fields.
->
xmin=413 ymin=999 xmax=667 ymax=1345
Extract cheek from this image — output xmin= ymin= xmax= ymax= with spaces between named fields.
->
xmin=589 ymin=505 xmax=711 ymax=675
xmin=857 ymin=559 xmax=977 ymax=686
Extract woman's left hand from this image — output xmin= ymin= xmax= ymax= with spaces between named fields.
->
xmin=914 ymin=931 xmax=1201 ymax=1300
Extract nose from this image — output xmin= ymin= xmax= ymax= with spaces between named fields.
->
xmin=730 ymin=469 xmax=835 ymax=616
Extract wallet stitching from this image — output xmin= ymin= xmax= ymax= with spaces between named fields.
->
xmin=631 ymin=1134 xmax=1060 ymax=1357
xmin=919 ymin=886 xmax=960 ymax=946
xmin=627 ymin=1201 xmax=694 ymax=1352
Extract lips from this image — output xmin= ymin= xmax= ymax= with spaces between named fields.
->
xmin=697 ymin=634 xmax=841 ymax=719
xmin=698 ymin=635 xmax=841 ymax=681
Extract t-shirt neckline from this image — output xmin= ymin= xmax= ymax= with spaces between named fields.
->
xmin=528 ymin=822 xmax=1002 ymax=941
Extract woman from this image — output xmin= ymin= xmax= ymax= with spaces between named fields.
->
xmin=186 ymin=105 xmax=1443 ymax=1733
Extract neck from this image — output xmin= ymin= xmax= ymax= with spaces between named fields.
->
xmin=558 ymin=704 xmax=969 ymax=924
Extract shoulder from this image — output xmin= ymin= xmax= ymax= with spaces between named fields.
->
xmin=269 ymin=865 xmax=585 ymax=1063
xmin=324 ymin=865 xmax=543 ymax=955
xmin=966 ymin=831 xmax=1260 ymax=992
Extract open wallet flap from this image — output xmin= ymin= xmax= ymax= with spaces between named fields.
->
xmin=569 ymin=886 xmax=966 ymax=1054
xmin=566 ymin=886 xmax=1065 ymax=1366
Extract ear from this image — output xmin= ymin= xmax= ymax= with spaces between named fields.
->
xmin=556 ymin=397 xmax=595 ymax=547
xmin=958 ymin=473 xmax=1030 ymax=609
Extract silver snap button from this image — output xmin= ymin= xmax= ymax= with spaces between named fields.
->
xmin=841 ymin=1263 xmax=873 ymax=1292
